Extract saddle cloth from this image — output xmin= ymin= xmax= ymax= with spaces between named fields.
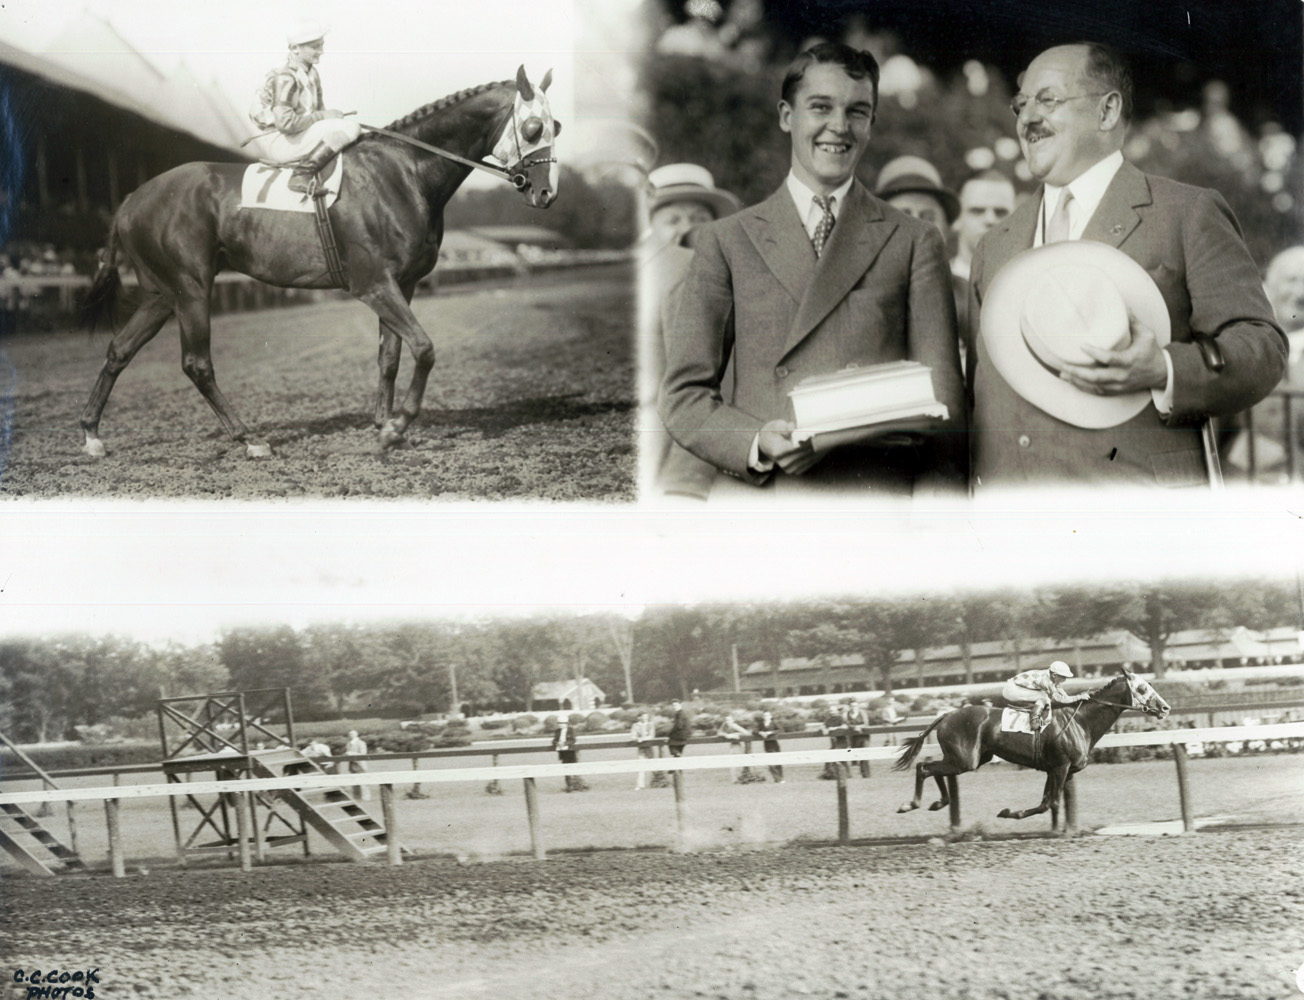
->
xmin=240 ymin=156 xmax=343 ymax=213
xmin=1000 ymin=707 xmax=1038 ymax=735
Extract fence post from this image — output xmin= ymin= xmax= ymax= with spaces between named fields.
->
xmin=105 ymin=799 xmax=125 ymax=878
xmin=1062 ymin=774 xmax=1078 ymax=835
xmin=836 ymin=762 xmax=850 ymax=845
xmin=672 ymin=770 xmax=687 ymax=852
xmin=65 ymin=802 xmax=79 ymax=862
xmin=523 ymin=777 xmax=544 ymax=860
xmin=1173 ymin=742 xmax=1195 ymax=833
xmin=234 ymin=788 xmax=253 ymax=871
xmin=947 ymin=774 xmax=962 ymax=832
xmin=380 ymin=784 xmax=402 ymax=866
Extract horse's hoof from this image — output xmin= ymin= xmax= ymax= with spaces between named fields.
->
xmin=896 ymin=804 xmax=916 ymax=814
xmin=379 ymin=422 xmax=406 ymax=449
xmin=997 ymin=808 xmax=1013 ymax=819
xmin=83 ymin=438 xmax=107 ymax=459
xmin=929 ymin=801 xmax=947 ymax=812
xmin=245 ymin=441 xmax=273 ymax=459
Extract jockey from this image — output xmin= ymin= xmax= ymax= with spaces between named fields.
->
xmin=254 ymin=20 xmax=362 ymax=194
xmin=1001 ymin=661 xmax=1090 ymax=731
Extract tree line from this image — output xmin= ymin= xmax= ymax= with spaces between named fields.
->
xmin=1 ymin=578 xmax=1297 ymax=743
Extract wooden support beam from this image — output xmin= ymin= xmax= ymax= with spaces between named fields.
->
xmin=523 ymin=777 xmax=543 ymax=860
xmin=836 ymin=762 xmax=850 ymax=845
xmin=1173 ymin=743 xmax=1195 ymax=833
xmin=381 ymin=784 xmax=401 ymax=866
xmin=672 ymin=770 xmax=686 ymax=852
xmin=105 ymin=799 xmax=125 ymax=878
xmin=234 ymin=789 xmax=253 ymax=871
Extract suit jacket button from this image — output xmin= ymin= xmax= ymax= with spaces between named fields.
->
xmin=775 ymin=365 xmax=789 ymax=379
xmin=1018 ymin=434 xmax=1032 ymax=448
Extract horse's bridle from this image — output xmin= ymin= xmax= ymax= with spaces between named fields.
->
xmin=359 ymin=101 xmax=555 ymax=191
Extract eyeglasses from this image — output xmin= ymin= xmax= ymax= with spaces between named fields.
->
xmin=1009 ymin=92 xmax=1107 ymax=119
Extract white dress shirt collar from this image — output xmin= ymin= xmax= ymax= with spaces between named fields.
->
xmin=786 ymin=172 xmax=855 ymax=239
xmin=1037 ymin=150 xmax=1125 ymax=246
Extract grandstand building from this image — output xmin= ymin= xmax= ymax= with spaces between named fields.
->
xmin=741 ymin=626 xmax=1304 ymax=697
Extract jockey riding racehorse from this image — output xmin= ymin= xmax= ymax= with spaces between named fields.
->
xmin=80 ymin=63 xmax=560 ymax=458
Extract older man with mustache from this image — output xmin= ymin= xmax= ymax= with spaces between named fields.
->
xmin=968 ymin=42 xmax=1285 ymax=489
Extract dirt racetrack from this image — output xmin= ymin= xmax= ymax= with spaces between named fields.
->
xmin=0 ymin=265 xmax=633 ymax=500
xmin=3 ymin=827 xmax=1300 ymax=1000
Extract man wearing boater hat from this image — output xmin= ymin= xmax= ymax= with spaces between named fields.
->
xmin=252 ymin=20 xmax=362 ymax=195
xmin=659 ymin=42 xmax=966 ymax=499
xmin=969 ymin=43 xmax=1285 ymax=488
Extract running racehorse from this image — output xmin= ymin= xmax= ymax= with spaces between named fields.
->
xmin=894 ymin=667 xmax=1170 ymax=833
xmin=80 ymin=66 xmax=560 ymax=458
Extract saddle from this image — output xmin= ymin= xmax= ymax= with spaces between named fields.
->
xmin=238 ymin=157 xmax=347 ymax=286
xmin=239 ymin=156 xmax=344 ymax=213
xmin=999 ymin=706 xmax=1046 ymax=735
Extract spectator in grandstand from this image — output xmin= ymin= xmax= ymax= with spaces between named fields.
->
xmin=819 ymin=703 xmax=850 ymax=779
xmin=300 ymin=736 xmax=334 ymax=774
xmin=716 ymin=711 xmax=754 ymax=782
xmin=667 ymin=699 xmax=693 ymax=757
xmin=640 ymin=163 xmax=742 ymax=500
xmin=844 ymin=701 xmax=871 ymax=777
xmin=1227 ymin=245 xmax=1304 ymax=481
xmin=659 ymin=42 xmax=965 ymax=499
xmin=754 ymin=710 xmax=785 ymax=782
xmin=968 ymin=42 xmax=1285 ymax=489
xmin=344 ymin=729 xmax=369 ymax=801
xmin=951 ymin=171 xmax=1017 ymax=382
xmin=552 ymin=716 xmax=588 ymax=792
xmin=631 ymin=711 xmax=658 ymax=789
xmin=873 ymin=155 xmax=958 ymax=238
xmin=252 ymin=20 xmax=362 ymax=195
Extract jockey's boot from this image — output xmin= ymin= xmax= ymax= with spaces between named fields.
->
xmin=288 ymin=142 xmax=338 ymax=196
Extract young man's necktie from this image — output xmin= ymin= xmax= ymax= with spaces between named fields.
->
xmin=811 ymin=194 xmax=836 ymax=256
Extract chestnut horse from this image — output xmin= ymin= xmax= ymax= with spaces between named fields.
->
xmin=80 ymin=66 xmax=559 ymax=458
xmin=894 ymin=667 xmax=1170 ymax=833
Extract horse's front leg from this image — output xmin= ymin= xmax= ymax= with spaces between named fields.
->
xmin=360 ymin=278 xmax=433 ymax=448
xmin=374 ymin=326 xmax=401 ymax=428
xmin=373 ymin=280 xmax=414 ymax=428
xmin=998 ymin=766 xmax=1067 ymax=821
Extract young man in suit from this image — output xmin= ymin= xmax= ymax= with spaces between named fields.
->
xmin=659 ymin=42 xmax=966 ymax=499
xmin=969 ymin=43 xmax=1285 ymax=488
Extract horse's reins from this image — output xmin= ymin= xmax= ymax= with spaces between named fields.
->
xmin=359 ymin=111 xmax=557 ymax=191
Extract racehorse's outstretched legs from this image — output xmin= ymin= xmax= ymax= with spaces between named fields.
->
xmin=175 ymin=291 xmax=271 ymax=458
xmin=998 ymin=764 xmax=1070 ymax=821
xmin=80 ymin=291 xmax=175 ymax=457
xmin=360 ymin=277 xmax=435 ymax=448
xmin=897 ymin=759 xmax=960 ymax=814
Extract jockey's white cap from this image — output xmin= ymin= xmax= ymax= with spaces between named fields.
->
xmin=1049 ymin=661 xmax=1073 ymax=678
xmin=287 ymin=19 xmax=328 ymax=46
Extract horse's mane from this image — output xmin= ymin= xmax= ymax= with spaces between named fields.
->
xmin=374 ymin=79 xmax=513 ymax=134
xmin=1089 ymin=673 xmax=1131 ymax=697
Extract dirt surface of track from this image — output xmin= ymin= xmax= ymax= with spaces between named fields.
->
xmin=0 ymin=266 xmax=633 ymax=500
xmin=3 ymin=828 xmax=1300 ymax=1000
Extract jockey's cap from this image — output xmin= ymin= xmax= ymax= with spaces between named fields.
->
xmin=287 ymin=19 xmax=328 ymax=46
xmin=1049 ymin=661 xmax=1073 ymax=678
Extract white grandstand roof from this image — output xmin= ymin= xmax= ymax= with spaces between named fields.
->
xmin=0 ymin=9 xmax=251 ymax=154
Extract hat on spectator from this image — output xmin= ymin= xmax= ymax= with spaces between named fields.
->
xmin=287 ymin=20 xmax=328 ymax=46
xmin=648 ymin=163 xmax=741 ymax=219
xmin=874 ymin=156 xmax=959 ymax=223
xmin=980 ymin=241 xmax=1171 ymax=428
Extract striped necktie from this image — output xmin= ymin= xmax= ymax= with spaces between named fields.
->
xmin=811 ymin=194 xmax=836 ymax=256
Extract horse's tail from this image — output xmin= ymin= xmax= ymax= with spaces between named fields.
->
xmin=893 ymin=713 xmax=948 ymax=772
xmin=80 ymin=218 xmax=123 ymax=333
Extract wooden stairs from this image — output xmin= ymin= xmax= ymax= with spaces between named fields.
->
xmin=0 ymin=802 xmax=87 ymax=876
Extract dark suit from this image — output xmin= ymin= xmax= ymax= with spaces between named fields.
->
xmin=667 ymin=710 xmax=692 ymax=757
xmin=660 ymin=179 xmax=967 ymax=496
xmin=552 ymin=723 xmax=586 ymax=791
xmin=970 ymin=162 xmax=1286 ymax=488
xmin=754 ymin=718 xmax=784 ymax=782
